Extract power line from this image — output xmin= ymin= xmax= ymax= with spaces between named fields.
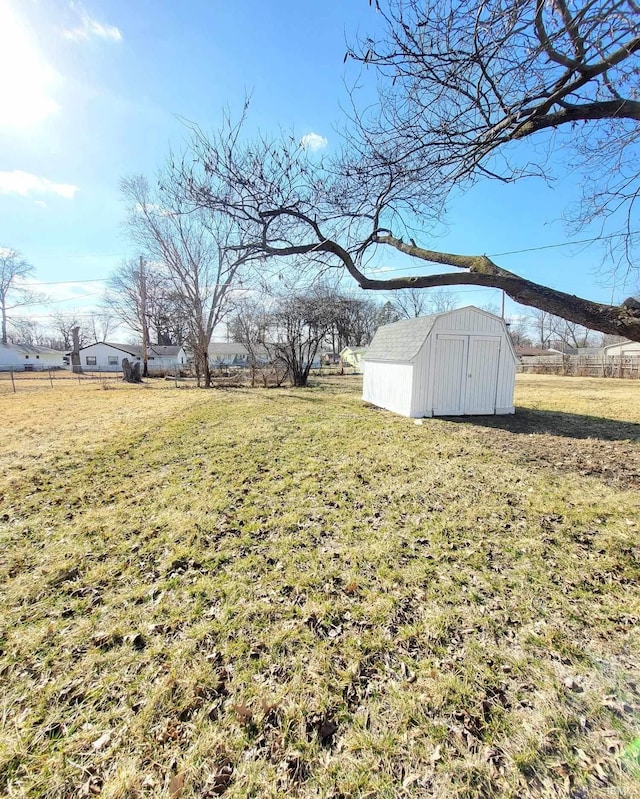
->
xmin=17 ymin=228 xmax=639 ymax=294
xmin=28 ymin=278 xmax=108 ymax=286
xmin=487 ymin=229 xmax=639 ymax=257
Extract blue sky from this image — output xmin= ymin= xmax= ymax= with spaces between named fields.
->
xmin=0 ymin=0 xmax=630 ymax=336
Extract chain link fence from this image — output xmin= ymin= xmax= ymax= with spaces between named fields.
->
xmin=0 ymin=367 xmax=123 ymax=394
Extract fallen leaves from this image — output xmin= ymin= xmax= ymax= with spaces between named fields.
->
xmin=91 ymin=731 xmax=112 ymax=751
xmin=169 ymin=771 xmax=185 ymax=799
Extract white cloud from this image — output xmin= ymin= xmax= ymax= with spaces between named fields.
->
xmin=300 ymin=132 xmax=328 ymax=152
xmin=0 ymin=171 xmax=79 ymax=200
xmin=0 ymin=5 xmax=60 ymax=129
xmin=63 ymin=4 xmax=122 ymax=42
xmin=369 ymin=266 xmax=395 ymax=274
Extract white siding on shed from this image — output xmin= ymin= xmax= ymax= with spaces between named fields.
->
xmin=362 ymin=306 xmax=517 ymax=418
xmin=362 ymin=361 xmax=413 ymax=417
xmin=432 ymin=335 xmax=468 ymax=415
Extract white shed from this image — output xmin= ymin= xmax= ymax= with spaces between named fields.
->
xmin=362 ymin=306 xmax=517 ymax=417
xmin=603 ymin=339 xmax=640 ymax=357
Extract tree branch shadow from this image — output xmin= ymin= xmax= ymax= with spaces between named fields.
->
xmin=440 ymin=407 xmax=640 ymax=442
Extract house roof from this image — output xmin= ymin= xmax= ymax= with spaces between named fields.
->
xmin=604 ymin=339 xmax=639 ymax=353
xmin=340 ymin=346 xmax=368 ymax=356
xmin=563 ymin=346 xmax=605 ymax=355
xmin=101 ymin=342 xmax=143 ymax=356
xmin=209 ymin=342 xmax=249 ymax=356
xmin=364 ymin=314 xmax=439 ymax=362
xmin=515 ymin=346 xmax=558 ymax=357
xmin=149 ymin=345 xmax=183 ymax=357
xmin=67 ymin=342 xmax=142 ymax=357
xmin=2 ymin=343 xmax=65 ymax=355
xmin=365 ymin=306 xmax=517 ymax=364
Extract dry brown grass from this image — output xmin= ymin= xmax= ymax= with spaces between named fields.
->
xmin=0 ymin=375 xmax=639 ymax=798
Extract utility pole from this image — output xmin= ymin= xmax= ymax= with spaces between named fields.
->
xmin=140 ymin=255 xmax=149 ymax=378
xmin=501 ymin=290 xmax=505 ymax=319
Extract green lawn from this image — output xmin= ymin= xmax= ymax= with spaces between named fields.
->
xmin=0 ymin=375 xmax=639 ymax=798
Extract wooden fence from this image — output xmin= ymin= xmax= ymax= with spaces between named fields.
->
xmin=518 ymin=355 xmax=640 ymax=378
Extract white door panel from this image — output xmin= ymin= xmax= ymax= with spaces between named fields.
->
xmin=465 ymin=337 xmax=501 ymax=414
xmin=433 ymin=335 xmax=467 ymax=415
xmin=433 ymin=334 xmax=501 ymax=415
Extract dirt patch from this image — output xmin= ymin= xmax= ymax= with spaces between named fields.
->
xmin=444 ymin=408 xmax=640 ymax=489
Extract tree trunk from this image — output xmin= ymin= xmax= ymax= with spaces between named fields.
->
xmin=122 ymin=358 xmax=142 ymax=383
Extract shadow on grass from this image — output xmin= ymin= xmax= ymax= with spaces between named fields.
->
xmin=441 ymin=407 xmax=640 ymax=442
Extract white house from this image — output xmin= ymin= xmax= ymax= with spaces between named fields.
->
xmin=340 ymin=346 xmax=367 ymax=373
xmin=208 ymin=342 xmax=251 ymax=367
xmin=147 ymin=345 xmax=188 ymax=372
xmin=0 ymin=344 xmax=66 ymax=371
xmin=69 ymin=342 xmax=187 ymax=372
xmin=363 ymin=306 xmax=517 ymax=418
xmin=69 ymin=342 xmax=142 ymax=371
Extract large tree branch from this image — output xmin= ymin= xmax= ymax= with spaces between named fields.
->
xmin=512 ymin=98 xmax=640 ymax=137
xmin=359 ymin=234 xmax=640 ymax=340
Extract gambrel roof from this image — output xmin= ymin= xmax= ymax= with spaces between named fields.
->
xmin=364 ymin=307 xmax=518 ymax=364
xmin=364 ymin=314 xmax=439 ymax=362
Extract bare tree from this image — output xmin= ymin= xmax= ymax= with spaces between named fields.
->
xmin=104 ymin=259 xmax=185 ymax=348
xmin=329 ymin=291 xmax=381 ymax=349
xmin=375 ymin=301 xmax=403 ymax=328
xmin=88 ymin=312 xmax=117 ymax=344
xmin=0 ymin=248 xmax=42 ymax=345
xmin=6 ymin=318 xmax=47 ymax=346
xmin=49 ymin=310 xmax=91 ymax=350
xmin=228 ymin=297 xmax=288 ymax=387
xmin=393 ymin=288 xmax=431 ymax=319
xmin=530 ymin=309 xmax=554 ymax=348
xmin=548 ymin=318 xmax=597 ymax=350
xmin=506 ymin=316 xmax=533 ymax=347
xmin=395 ymin=287 xmax=459 ymax=318
xmin=270 ymin=286 xmax=337 ymax=387
xmin=122 ymin=175 xmax=255 ymax=387
xmin=167 ymin=1 xmax=640 ymax=342
xmin=348 ymin=0 xmax=640 ymax=263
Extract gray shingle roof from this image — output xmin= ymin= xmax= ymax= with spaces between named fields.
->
xmin=149 ymin=345 xmax=183 ymax=357
xmin=364 ymin=314 xmax=439 ymax=362
xmin=2 ymin=344 xmax=65 ymax=355
xmin=208 ymin=342 xmax=249 ymax=357
xmin=102 ymin=342 xmax=144 ymax=357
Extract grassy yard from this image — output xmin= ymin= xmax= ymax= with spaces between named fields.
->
xmin=0 ymin=374 xmax=638 ymax=798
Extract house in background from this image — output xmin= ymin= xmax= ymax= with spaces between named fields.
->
xmin=515 ymin=345 xmax=561 ymax=362
xmin=340 ymin=346 xmax=367 ymax=373
xmin=363 ymin=306 xmax=517 ymax=418
xmin=69 ymin=342 xmax=143 ymax=371
xmin=321 ymin=351 xmax=341 ymax=366
xmin=67 ymin=342 xmax=187 ymax=372
xmin=603 ymin=339 xmax=640 ymax=358
xmin=147 ymin=345 xmax=187 ymax=372
xmin=0 ymin=343 xmax=66 ymax=371
xmin=208 ymin=342 xmax=251 ymax=367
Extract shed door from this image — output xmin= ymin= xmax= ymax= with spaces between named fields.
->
xmin=433 ymin=334 xmax=501 ymax=415
xmin=465 ymin=337 xmax=501 ymax=414
xmin=432 ymin=335 xmax=467 ymax=415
